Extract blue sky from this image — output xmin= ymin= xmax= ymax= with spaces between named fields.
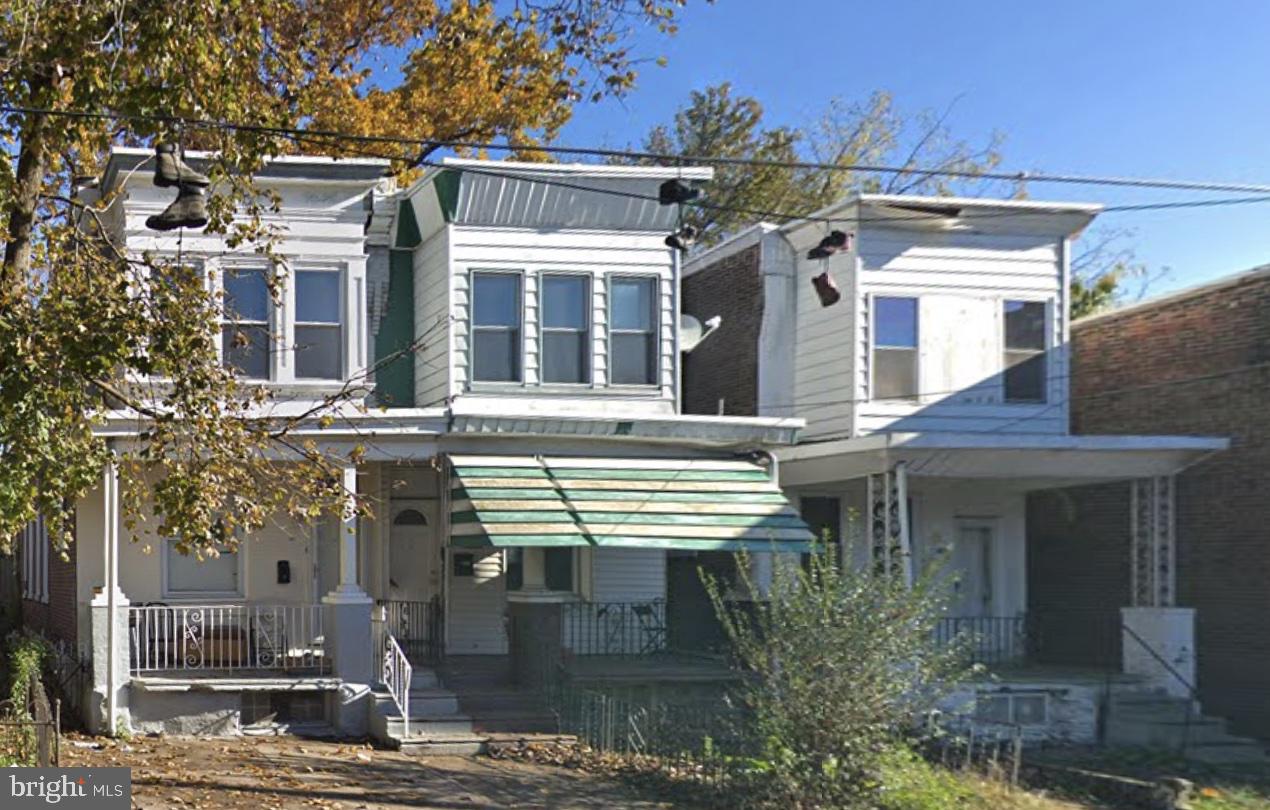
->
xmin=550 ymin=0 xmax=1270 ymax=298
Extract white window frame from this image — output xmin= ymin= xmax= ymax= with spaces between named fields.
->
xmin=1000 ymin=298 xmax=1051 ymax=404
xmin=869 ymin=293 xmax=920 ymax=402
xmin=538 ymin=271 xmax=593 ymax=386
xmin=20 ymin=517 xmax=49 ymax=604
xmin=292 ymin=265 xmax=346 ymax=381
xmin=606 ymin=273 xmax=661 ymax=388
xmin=161 ymin=538 xmax=246 ymax=601
xmin=469 ymin=269 xmax=525 ymax=385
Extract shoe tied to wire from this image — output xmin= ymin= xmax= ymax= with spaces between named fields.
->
xmin=145 ymin=185 xmax=208 ymax=232
xmin=153 ymin=142 xmax=209 ymax=188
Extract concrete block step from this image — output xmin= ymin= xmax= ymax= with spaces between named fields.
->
xmin=469 ymin=712 xmax=559 ymax=735
xmin=399 ymin=732 xmax=578 ymax=757
xmin=388 ymin=715 xmax=475 ymax=738
xmin=409 ymin=670 xmax=440 ymax=691
xmin=408 ymin=690 xmax=461 ymax=716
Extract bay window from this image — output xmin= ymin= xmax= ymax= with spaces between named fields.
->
xmin=872 ymin=296 xmax=919 ymax=401
xmin=1003 ymin=300 xmax=1047 ymax=402
xmin=472 ymin=272 xmax=522 ymax=383
xmin=541 ymin=275 xmax=591 ymax=384
xmin=609 ymin=276 xmax=658 ymax=385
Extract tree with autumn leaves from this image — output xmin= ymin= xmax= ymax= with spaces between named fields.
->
xmin=0 ymin=0 xmax=697 ymax=601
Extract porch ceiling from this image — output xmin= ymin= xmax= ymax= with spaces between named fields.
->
xmin=776 ymin=432 xmax=1228 ymax=489
xmin=449 ymin=454 xmax=813 ymax=551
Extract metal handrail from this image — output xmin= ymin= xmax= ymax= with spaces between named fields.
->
xmin=383 ymin=633 xmax=412 ymax=736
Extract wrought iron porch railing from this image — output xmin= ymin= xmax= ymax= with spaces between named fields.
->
xmin=128 ymin=603 xmax=327 ymax=675
xmin=377 ymin=598 xmax=443 ymax=665
xmin=934 ymin=615 xmax=1028 ymax=667
xmin=562 ymin=599 xmax=668 ymax=656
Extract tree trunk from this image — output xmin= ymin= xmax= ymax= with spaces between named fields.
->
xmin=2 ymin=105 xmax=50 ymax=290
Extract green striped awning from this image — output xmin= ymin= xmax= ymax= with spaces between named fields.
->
xmin=448 ymin=455 xmax=814 ymax=551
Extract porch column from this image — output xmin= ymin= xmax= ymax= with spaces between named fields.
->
xmin=1122 ymin=475 xmax=1196 ymax=698
xmin=89 ymin=455 xmax=130 ymax=735
xmin=322 ymin=464 xmax=374 ymax=735
xmin=867 ymin=462 xmax=912 ymax=585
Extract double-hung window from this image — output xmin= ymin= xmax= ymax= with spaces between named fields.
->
xmin=472 ymin=272 xmax=522 ymax=383
xmin=609 ymin=277 xmax=658 ymax=385
xmin=221 ymin=267 xmax=271 ymax=379
xmin=1003 ymin=301 xmax=1047 ymax=402
xmin=295 ymin=270 xmax=343 ymax=380
xmin=541 ymin=275 xmax=591 ymax=384
xmin=872 ymin=296 xmax=919 ymax=401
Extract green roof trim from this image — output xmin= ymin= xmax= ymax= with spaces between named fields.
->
xmin=394 ymin=198 xmax=422 ymax=248
xmin=433 ymin=169 xmax=461 ymax=223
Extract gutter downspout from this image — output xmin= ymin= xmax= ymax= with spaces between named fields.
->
xmin=105 ymin=441 xmax=118 ymax=735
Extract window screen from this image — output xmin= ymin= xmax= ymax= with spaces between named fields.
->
xmin=221 ymin=267 xmax=271 ymax=379
xmin=295 ymin=270 xmax=342 ymax=380
xmin=610 ymin=277 xmax=657 ymax=385
xmin=1003 ymin=301 xmax=1047 ymax=402
xmin=472 ymin=273 xmax=522 ymax=382
xmin=541 ymin=275 xmax=590 ymax=383
xmin=872 ymin=297 xmax=918 ymax=401
xmin=166 ymin=540 xmax=239 ymax=594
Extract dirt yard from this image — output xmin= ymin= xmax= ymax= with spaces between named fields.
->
xmin=63 ymin=734 xmax=682 ymax=810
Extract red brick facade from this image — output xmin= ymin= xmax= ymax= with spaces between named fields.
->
xmin=1059 ymin=269 xmax=1270 ymax=738
xmin=681 ymin=243 xmax=763 ymax=417
xmin=17 ymin=540 xmax=77 ymax=647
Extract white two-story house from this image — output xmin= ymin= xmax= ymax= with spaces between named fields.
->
xmin=56 ymin=150 xmax=812 ymax=744
xmin=683 ymin=195 xmax=1235 ymax=744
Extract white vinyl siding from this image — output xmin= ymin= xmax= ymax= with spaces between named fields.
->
xmin=413 ymin=230 xmax=452 ymax=407
xmin=793 ymin=250 xmax=857 ymax=438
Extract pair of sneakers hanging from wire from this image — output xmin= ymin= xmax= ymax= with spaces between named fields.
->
xmin=145 ymin=142 xmax=210 ymax=231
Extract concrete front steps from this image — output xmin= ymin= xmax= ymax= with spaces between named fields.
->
xmin=1106 ymin=691 xmax=1269 ymax=765
xmin=370 ymin=665 xmax=567 ymax=755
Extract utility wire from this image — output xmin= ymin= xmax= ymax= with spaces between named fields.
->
xmin=11 ymin=103 xmax=1270 ymax=196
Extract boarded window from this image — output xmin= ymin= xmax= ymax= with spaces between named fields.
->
xmin=166 ymin=540 xmax=239 ymax=595
xmin=472 ymin=272 xmax=522 ymax=382
xmin=541 ymin=275 xmax=591 ymax=384
xmin=610 ymin=277 xmax=657 ymax=385
xmin=872 ymin=297 xmax=918 ymax=401
xmin=1003 ymin=301 xmax=1046 ymax=402
xmin=295 ymin=270 xmax=343 ymax=380
xmin=221 ymin=267 xmax=271 ymax=379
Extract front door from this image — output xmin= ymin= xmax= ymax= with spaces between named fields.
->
xmin=953 ymin=520 xmax=995 ymax=616
xmin=388 ymin=500 xmax=438 ymax=602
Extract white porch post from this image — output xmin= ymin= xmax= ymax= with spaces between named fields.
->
xmin=866 ymin=461 xmax=912 ymax=586
xmin=322 ymin=464 xmax=374 ymax=735
xmin=1122 ymin=475 xmax=1196 ymax=698
xmin=89 ymin=453 xmax=130 ymax=735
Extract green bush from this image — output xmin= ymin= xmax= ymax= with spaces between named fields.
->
xmin=704 ymin=542 xmax=975 ymax=809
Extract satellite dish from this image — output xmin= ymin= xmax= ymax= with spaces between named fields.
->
xmin=680 ymin=313 xmax=722 ymax=353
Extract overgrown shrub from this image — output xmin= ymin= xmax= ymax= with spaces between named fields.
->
xmin=704 ymin=542 xmax=975 ymax=809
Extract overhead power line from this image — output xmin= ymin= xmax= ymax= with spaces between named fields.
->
xmin=10 ymin=103 xmax=1270 ymax=196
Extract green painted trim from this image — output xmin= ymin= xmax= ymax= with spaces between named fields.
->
xmin=372 ymin=249 xmax=416 ymax=407
xmin=453 ymin=488 xmax=561 ymax=501
xmin=452 ymin=467 xmax=551 ymax=479
xmin=582 ymin=514 xmax=808 ymax=528
xmin=549 ymin=469 xmax=771 ymax=482
xmin=450 ymin=534 xmax=592 ymax=549
xmin=453 ymin=510 xmax=577 ymax=524
xmin=394 ymin=198 xmax=422 ymax=248
xmin=563 ymin=491 xmax=791 ymax=503
xmin=433 ymin=169 xmax=461 ymax=222
xmin=591 ymin=536 xmax=814 ymax=552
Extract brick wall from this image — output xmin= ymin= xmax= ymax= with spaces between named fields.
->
xmin=19 ymin=539 xmax=77 ymax=647
xmin=1065 ymin=269 xmax=1270 ymax=738
xmin=681 ymin=244 xmax=763 ymax=416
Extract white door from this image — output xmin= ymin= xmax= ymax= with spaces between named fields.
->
xmin=953 ymin=520 xmax=995 ymax=617
xmin=388 ymin=500 xmax=438 ymax=602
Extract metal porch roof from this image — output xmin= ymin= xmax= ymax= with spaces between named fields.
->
xmin=449 ymin=454 xmax=813 ymax=552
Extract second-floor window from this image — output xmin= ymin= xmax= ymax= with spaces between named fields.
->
xmin=872 ymin=296 xmax=919 ymax=401
xmin=1003 ymin=300 xmax=1046 ymax=402
xmin=541 ymin=275 xmax=591 ymax=384
xmin=295 ymin=270 xmax=343 ymax=380
xmin=610 ymin=276 xmax=657 ymax=385
xmin=472 ymin=272 xmax=522 ymax=382
xmin=221 ymin=267 xmax=271 ymax=379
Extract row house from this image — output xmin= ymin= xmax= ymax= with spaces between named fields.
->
xmin=39 ymin=149 xmax=813 ymax=745
xmin=682 ymin=196 xmax=1266 ymax=760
